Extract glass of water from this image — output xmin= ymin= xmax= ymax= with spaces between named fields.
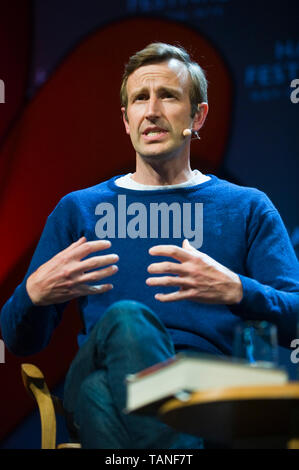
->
xmin=233 ymin=320 xmax=279 ymax=367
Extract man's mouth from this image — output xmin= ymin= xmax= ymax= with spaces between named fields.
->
xmin=142 ymin=127 xmax=169 ymax=140
xmin=147 ymin=131 xmax=166 ymax=136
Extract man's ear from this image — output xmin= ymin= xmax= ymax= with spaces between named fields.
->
xmin=121 ymin=107 xmax=130 ymax=135
xmin=192 ymin=102 xmax=208 ymax=133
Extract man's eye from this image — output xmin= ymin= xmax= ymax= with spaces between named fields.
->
xmin=135 ymin=95 xmax=147 ymax=101
xmin=162 ymin=93 xmax=175 ymax=99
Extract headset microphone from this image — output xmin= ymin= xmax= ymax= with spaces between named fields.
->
xmin=182 ymin=128 xmax=201 ymax=140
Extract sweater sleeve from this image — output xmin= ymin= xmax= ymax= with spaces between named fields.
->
xmin=232 ymin=205 xmax=299 ymax=347
xmin=0 ymin=196 xmax=75 ymax=356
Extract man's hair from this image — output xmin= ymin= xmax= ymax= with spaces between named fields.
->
xmin=120 ymin=42 xmax=208 ymax=119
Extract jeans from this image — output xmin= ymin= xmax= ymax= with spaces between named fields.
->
xmin=63 ymin=300 xmax=204 ymax=449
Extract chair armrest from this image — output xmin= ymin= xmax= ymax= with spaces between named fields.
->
xmin=21 ymin=363 xmax=56 ymax=449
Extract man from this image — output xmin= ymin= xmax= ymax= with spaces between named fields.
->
xmin=1 ymin=43 xmax=299 ymax=449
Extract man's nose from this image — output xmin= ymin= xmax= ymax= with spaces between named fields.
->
xmin=145 ymin=96 xmax=162 ymax=120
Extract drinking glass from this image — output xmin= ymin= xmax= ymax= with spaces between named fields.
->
xmin=233 ymin=321 xmax=279 ymax=367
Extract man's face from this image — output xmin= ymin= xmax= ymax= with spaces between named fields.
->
xmin=122 ymin=59 xmax=201 ymax=160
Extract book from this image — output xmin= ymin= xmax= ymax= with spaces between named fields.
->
xmin=125 ymin=353 xmax=288 ymax=414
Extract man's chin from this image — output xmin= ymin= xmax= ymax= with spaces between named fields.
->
xmin=139 ymin=151 xmax=174 ymax=162
xmin=137 ymin=145 xmax=177 ymax=161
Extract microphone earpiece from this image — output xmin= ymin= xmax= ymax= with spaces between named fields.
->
xmin=182 ymin=129 xmax=201 ymax=140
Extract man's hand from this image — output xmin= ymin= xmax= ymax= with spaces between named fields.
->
xmin=146 ymin=239 xmax=243 ymax=304
xmin=26 ymin=237 xmax=119 ymax=306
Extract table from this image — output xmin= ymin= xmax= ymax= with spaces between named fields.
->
xmin=159 ymin=383 xmax=299 ymax=448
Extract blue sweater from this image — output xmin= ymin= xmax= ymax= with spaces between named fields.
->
xmin=1 ymin=174 xmax=299 ymax=356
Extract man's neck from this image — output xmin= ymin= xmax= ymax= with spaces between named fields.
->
xmin=132 ymin=154 xmax=193 ymax=186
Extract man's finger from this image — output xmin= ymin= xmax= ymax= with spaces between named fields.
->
xmin=80 ymin=254 xmax=119 ymax=272
xmin=75 ymin=283 xmax=114 ymax=297
xmin=74 ymin=239 xmax=112 ymax=260
xmin=147 ymin=261 xmax=186 ymax=275
xmin=80 ymin=264 xmax=118 ymax=283
xmin=59 ymin=236 xmax=87 ymax=255
xmin=146 ymin=276 xmax=189 ymax=288
xmin=86 ymin=284 xmax=114 ymax=295
xmin=148 ymin=245 xmax=193 ymax=262
xmin=154 ymin=289 xmax=191 ymax=302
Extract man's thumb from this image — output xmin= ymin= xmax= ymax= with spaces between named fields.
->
xmin=183 ymin=239 xmax=196 ymax=251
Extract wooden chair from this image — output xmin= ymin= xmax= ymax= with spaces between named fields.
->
xmin=21 ymin=363 xmax=81 ymax=449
